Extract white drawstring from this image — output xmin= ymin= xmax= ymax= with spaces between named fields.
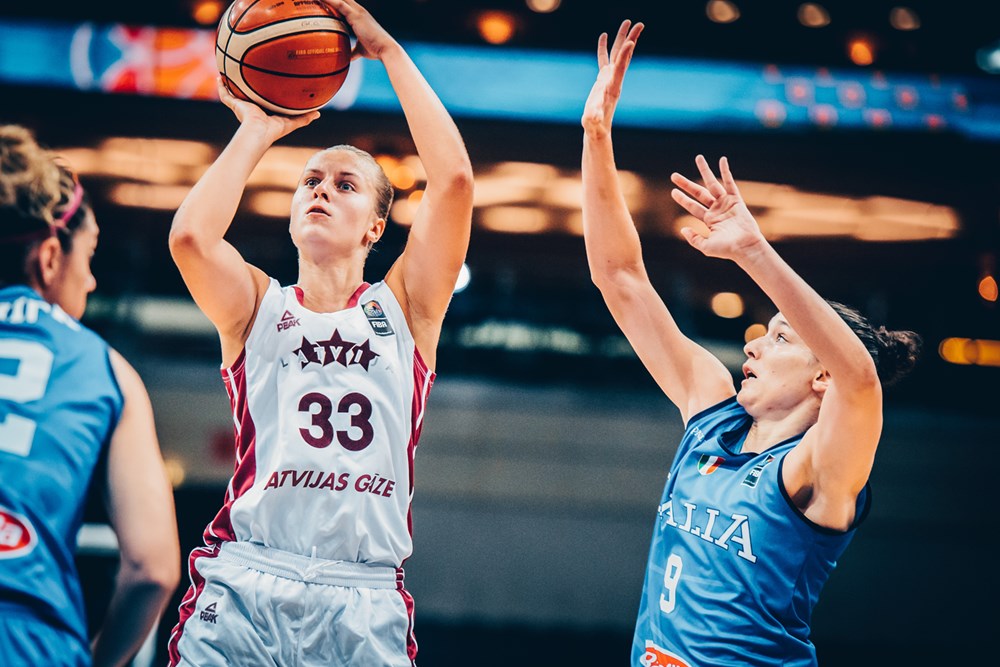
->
xmin=303 ymin=545 xmax=321 ymax=581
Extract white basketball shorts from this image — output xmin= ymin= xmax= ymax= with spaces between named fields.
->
xmin=168 ymin=541 xmax=416 ymax=666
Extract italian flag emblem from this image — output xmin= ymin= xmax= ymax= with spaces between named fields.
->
xmin=697 ymin=455 xmax=724 ymax=475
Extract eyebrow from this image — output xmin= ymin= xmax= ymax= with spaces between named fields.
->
xmin=303 ymin=168 xmax=362 ymax=179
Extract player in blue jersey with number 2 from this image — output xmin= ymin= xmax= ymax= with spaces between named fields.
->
xmin=581 ymin=23 xmax=922 ymax=667
xmin=0 ymin=125 xmax=180 ymax=667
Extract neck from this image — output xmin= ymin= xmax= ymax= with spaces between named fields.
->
xmin=741 ymin=405 xmax=817 ymax=454
xmin=296 ymin=258 xmax=366 ymax=312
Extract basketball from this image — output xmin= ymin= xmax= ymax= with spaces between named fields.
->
xmin=216 ymin=0 xmax=352 ymax=116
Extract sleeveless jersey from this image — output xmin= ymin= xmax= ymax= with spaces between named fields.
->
xmin=0 ymin=285 xmax=123 ymax=648
xmin=203 ymin=280 xmax=434 ymax=567
xmin=632 ymin=397 xmax=871 ymax=667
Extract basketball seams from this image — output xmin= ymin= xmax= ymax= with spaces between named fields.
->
xmin=240 ymin=68 xmax=349 ymax=112
xmin=240 ymin=58 xmax=350 ymax=80
xmin=224 ymin=20 xmax=349 ymax=62
xmin=229 ymin=0 xmax=264 ymax=31
xmin=215 ymin=0 xmax=351 ymax=115
xmin=232 ymin=15 xmax=350 ymax=37
xmin=234 ymin=29 xmax=352 ymax=77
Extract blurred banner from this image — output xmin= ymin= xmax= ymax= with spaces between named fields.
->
xmin=1 ymin=18 xmax=999 ymax=138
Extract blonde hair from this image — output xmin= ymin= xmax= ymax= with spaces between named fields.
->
xmin=1 ymin=125 xmax=91 ymax=285
xmin=0 ymin=124 xmax=62 ymax=226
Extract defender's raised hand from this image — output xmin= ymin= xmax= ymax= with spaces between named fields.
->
xmin=582 ymin=20 xmax=644 ymax=136
xmin=670 ymin=155 xmax=767 ymax=262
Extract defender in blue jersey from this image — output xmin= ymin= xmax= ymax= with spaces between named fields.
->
xmin=580 ymin=25 xmax=921 ymax=666
xmin=0 ymin=126 xmax=179 ymax=667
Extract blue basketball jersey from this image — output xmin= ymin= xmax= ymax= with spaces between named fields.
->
xmin=632 ymin=397 xmax=870 ymax=667
xmin=0 ymin=286 xmax=123 ymax=656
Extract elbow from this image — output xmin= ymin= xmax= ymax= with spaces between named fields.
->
xmin=121 ymin=549 xmax=181 ymax=599
xmin=589 ymin=265 xmax=617 ymax=293
xmin=168 ymin=218 xmax=203 ymax=262
xmin=837 ymin=354 xmax=881 ymax=397
xmin=590 ymin=262 xmax=641 ymax=295
xmin=438 ymin=159 xmax=474 ymax=203
xmin=855 ymin=357 xmax=881 ymax=393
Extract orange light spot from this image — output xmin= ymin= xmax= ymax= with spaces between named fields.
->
xmin=979 ymin=275 xmax=999 ymax=302
xmin=192 ymin=0 xmax=224 ymax=26
xmin=477 ymin=11 xmax=517 ymax=44
xmin=849 ymin=38 xmax=875 ymax=66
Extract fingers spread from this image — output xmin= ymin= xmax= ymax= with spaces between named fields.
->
xmin=671 ymin=188 xmax=708 ymax=221
xmin=609 ymin=20 xmax=632 ymax=62
xmin=695 ymin=154 xmax=726 ymax=198
xmin=670 ymin=172 xmax=714 ymax=208
xmin=597 ymin=32 xmax=609 ymax=68
xmin=680 ymin=226 xmax=707 ymax=253
xmin=719 ymin=156 xmax=742 ymax=198
xmin=628 ymin=22 xmax=645 ymax=44
xmin=611 ymin=41 xmax=636 ymax=89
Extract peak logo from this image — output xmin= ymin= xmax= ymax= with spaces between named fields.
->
xmin=277 ymin=310 xmax=301 ymax=332
xmin=199 ymin=601 xmax=218 ymax=624
xmin=640 ymin=641 xmax=691 ymax=667
xmin=0 ymin=507 xmax=37 ymax=559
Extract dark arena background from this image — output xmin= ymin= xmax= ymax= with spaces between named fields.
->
xmin=2 ymin=1 xmax=998 ymax=665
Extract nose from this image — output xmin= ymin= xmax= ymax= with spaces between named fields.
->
xmin=743 ymin=337 xmax=760 ymax=359
xmin=313 ymin=179 xmax=331 ymax=202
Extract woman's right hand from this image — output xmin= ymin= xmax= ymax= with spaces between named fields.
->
xmin=670 ymin=155 xmax=768 ymax=263
xmin=581 ymin=20 xmax=643 ymax=137
xmin=216 ymin=76 xmax=319 ymax=144
xmin=323 ymin=0 xmax=399 ymax=61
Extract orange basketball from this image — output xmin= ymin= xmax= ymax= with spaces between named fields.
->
xmin=216 ymin=0 xmax=352 ymax=115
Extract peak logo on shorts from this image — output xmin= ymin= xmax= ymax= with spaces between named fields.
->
xmin=199 ymin=601 xmax=218 ymax=624
xmin=277 ymin=310 xmax=301 ymax=332
xmin=0 ymin=507 xmax=37 ymax=559
xmin=362 ymin=300 xmax=394 ymax=336
xmin=640 ymin=641 xmax=691 ymax=667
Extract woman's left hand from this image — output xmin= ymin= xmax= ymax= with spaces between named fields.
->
xmin=322 ymin=0 xmax=398 ymax=60
xmin=670 ymin=155 xmax=767 ymax=262
xmin=582 ymin=20 xmax=644 ymax=137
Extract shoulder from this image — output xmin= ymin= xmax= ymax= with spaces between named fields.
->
xmin=684 ymin=396 xmax=746 ymax=435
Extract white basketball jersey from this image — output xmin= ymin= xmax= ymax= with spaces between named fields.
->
xmin=203 ymin=279 xmax=434 ymax=567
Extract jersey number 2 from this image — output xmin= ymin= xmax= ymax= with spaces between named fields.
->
xmin=0 ymin=340 xmax=54 ymax=457
xmin=298 ymin=391 xmax=374 ymax=451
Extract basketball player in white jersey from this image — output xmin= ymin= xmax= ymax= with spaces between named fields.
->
xmin=165 ymin=1 xmax=473 ymax=664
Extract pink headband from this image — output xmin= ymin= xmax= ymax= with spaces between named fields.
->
xmin=55 ymin=180 xmax=84 ymax=229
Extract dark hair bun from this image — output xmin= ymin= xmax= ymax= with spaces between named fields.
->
xmin=876 ymin=328 xmax=922 ymax=386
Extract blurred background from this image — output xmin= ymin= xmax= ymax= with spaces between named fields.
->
xmin=2 ymin=0 xmax=998 ymax=664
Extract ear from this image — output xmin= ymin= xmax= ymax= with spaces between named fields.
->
xmin=34 ymin=236 xmax=64 ymax=289
xmin=811 ymin=367 xmax=831 ymax=398
xmin=367 ymin=217 xmax=386 ymax=244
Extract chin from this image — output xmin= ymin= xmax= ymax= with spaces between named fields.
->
xmin=735 ymin=389 xmax=757 ymax=415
